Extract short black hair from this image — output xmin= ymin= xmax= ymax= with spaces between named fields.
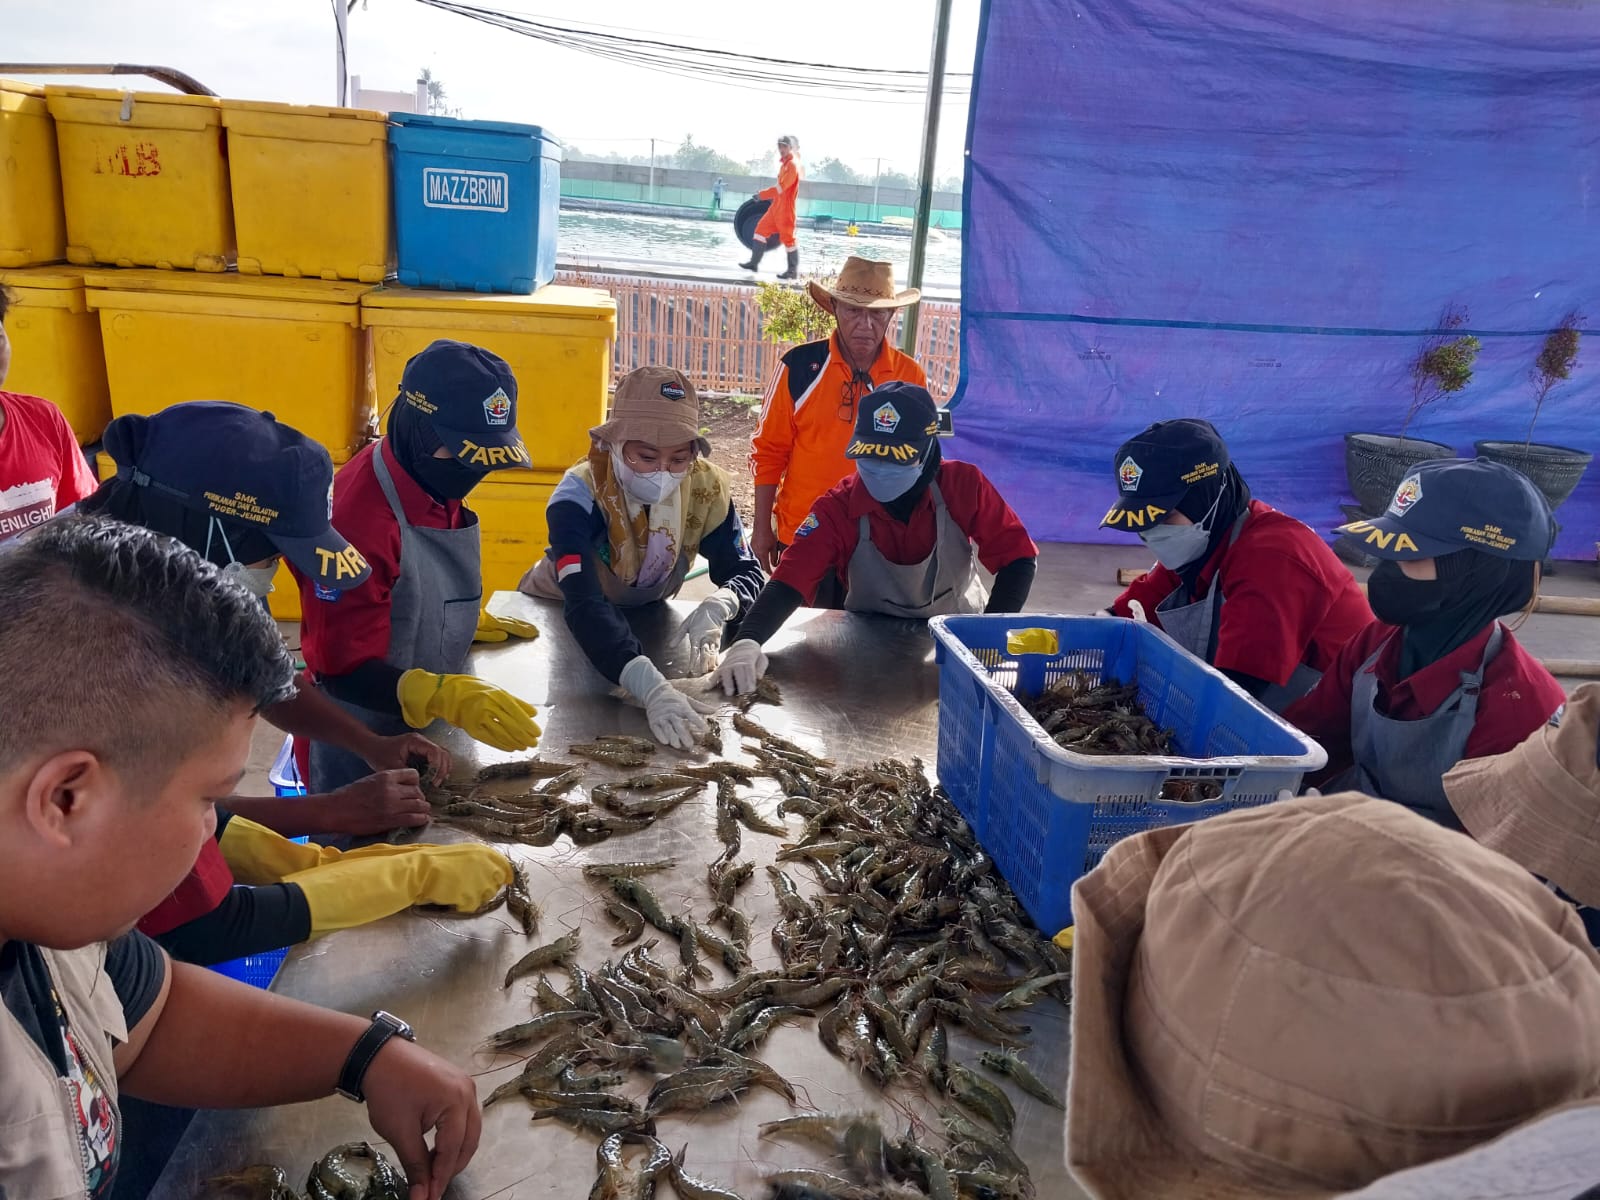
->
xmin=0 ymin=517 xmax=296 ymax=781
xmin=0 ymin=285 xmax=12 ymax=325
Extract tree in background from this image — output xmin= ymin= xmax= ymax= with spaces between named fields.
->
xmin=673 ymin=135 xmax=746 ymax=176
xmin=418 ymin=67 xmax=461 ymax=117
xmin=812 ymin=157 xmax=865 ymax=185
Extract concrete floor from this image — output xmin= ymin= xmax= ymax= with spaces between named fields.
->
xmin=245 ymin=543 xmax=1600 ymax=795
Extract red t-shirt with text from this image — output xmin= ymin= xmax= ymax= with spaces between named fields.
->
xmin=0 ymin=391 xmax=97 ymax=543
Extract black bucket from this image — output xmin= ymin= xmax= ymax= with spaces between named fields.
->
xmin=1474 ymin=440 xmax=1593 ymax=510
xmin=734 ymin=197 xmax=775 ymax=252
xmin=1343 ymin=433 xmax=1457 ymax=516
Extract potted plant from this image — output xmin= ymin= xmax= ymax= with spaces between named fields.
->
xmin=1476 ymin=312 xmax=1591 ymax=511
xmin=1344 ymin=305 xmax=1478 ymax=516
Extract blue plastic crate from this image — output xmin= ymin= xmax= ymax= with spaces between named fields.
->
xmin=211 ymin=946 xmax=288 ymax=989
xmin=268 ymin=734 xmax=306 ymax=797
xmin=930 ymin=615 xmax=1326 ymax=933
xmin=389 ymin=113 xmax=561 ymax=294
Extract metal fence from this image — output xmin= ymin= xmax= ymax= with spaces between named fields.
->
xmin=555 ymin=269 xmax=962 ymax=399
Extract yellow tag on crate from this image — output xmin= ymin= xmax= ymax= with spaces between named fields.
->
xmin=1006 ymin=628 xmax=1061 ymax=657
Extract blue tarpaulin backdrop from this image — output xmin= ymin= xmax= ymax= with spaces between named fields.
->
xmin=951 ymin=0 xmax=1600 ymax=557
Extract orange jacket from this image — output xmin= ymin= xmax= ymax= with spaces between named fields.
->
xmin=751 ymin=334 xmax=929 ymax=542
xmin=755 ymin=154 xmax=802 ymax=241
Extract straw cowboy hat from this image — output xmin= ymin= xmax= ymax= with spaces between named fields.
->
xmin=1066 ymin=793 xmax=1600 ymax=1200
xmin=590 ymin=365 xmax=710 ymax=458
xmin=1445 ymin=682 xmax=1600 ymax=910
xmin=808 ymin=255 xmax=921 ymax=313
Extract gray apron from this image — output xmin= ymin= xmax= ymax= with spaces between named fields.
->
xmin=310 ymin=447 xmax=483 ymax=793
xmin=1329 ymin=623 xmax=1504 ymax=829
xmin=520 ymin=538 xmax=692 ymax=608
xmin=842 ymin=482 xmax=988 ymax=619
xmin=1154 ymin=512 xmax=1321 ymax=713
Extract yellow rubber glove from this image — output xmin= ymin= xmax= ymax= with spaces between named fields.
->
xmin=283 ymin=843 xmax=514 ymax=935
xmin=474 ymin=610 xmax=541 ymax=643
xmin=218 ymin=817 xmax=452 ymax=885
xmin=397 ymin=670 xmax=542 ymax=751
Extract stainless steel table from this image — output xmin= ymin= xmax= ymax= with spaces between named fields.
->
xmin=154 ymin=594 xmax=1080 ymax=1199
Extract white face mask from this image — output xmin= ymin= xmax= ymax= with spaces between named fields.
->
xmin=1138 ymin=485 xmax=1225 ymax=570
xmin=225 ymin=560 xmax=278 ymax=597
xmin=611 ymin=447 xmax=686 ymax=506
xmin=205 ymin=517 xmax=277 ymax=596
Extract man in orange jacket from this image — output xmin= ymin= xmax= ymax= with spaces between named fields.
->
xmin=750 ymin=256 xmax=927 ymax=606
xmin=741 ymin=134 xmax=803 ymax=279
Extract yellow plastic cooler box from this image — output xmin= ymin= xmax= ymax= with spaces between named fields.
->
xmin=83 ymin=271 xmax=374 ymax=462
xmin=0 ymin=267 xmax=111 ymax=444
xmin=46 ymin=86 xmax=233 ymax=271
xmin=360 ymin=284 xmax=616 ymax=479
xmin=0 ymin=81 xmax=67 ymax=267
xmin=471 ymin=478 xmax=554 ymax=596
xmin=221 ymin=101 xmax=392 ymax=283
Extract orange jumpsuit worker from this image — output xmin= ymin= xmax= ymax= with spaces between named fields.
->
xmin=741 ymin=134 xmax=804 ymax=279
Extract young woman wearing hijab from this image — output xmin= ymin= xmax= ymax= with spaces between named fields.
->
xmin=298 ymin=340 xmax=543 ymax=794
xmin=1284 ymin=457 xmax=1565 ymax=828
xmin=1104 ymin=419 xmax=1374 ymax=712
xmin=519 ymin=366 xmax=763 ymax=750
xmin=80 ymin=401 xmax=509 ymax=968
xmin=714 ymin=382 xmax=1038 ymax=695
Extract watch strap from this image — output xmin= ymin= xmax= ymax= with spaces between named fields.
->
xmin=337 ymin=1011 xmax=413 ymax=1102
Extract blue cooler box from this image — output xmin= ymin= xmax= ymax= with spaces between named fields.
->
xmin=389 ymin=113 xmax=562 ymax=294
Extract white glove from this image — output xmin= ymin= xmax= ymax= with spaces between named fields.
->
xmin=714 ymin=638 xmax=769 ymax=697
xmin=677 ymin=587 xmax=740 ymax=674
xmin=620 ymin=655 xmax=708 ymax=751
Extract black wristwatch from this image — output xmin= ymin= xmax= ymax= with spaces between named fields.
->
xmin=336 ymin=1010 xmax=415 ymax=1103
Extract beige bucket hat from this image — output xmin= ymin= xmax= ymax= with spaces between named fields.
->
xmin=1067 ymin=792 xmax=1600 ymax=1200
xmin=1445 ymin=683 xmax=1600 ymax=909
xmin=589 ymin=365 xmax=710 ymax=457
xmin=807 ymin=255 xmax=921 ymax=313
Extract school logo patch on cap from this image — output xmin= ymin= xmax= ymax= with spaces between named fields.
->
xmin=1388 ymin=474 xmax=1423 ymax=516
xmin=873 ymin=403 xmax=901 ymax=434
xmin=660 ymin=381 xmax=687 ymax=401
xmin=483 ymin=387 xmax=512 ymax=427
xmin=1118 ymin=456 xmax=1143 ymax=492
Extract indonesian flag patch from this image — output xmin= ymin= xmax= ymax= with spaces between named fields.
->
xmin=557 ymin=554 xmax=583 ymax=581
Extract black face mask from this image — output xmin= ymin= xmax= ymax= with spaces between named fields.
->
xmin=410 ymin=454 xmax=490 ymax=503
xmin=1366 ymin=560 xmax=1449 ymax=627
xmin=387 ymin=400 xmax=489 ymax=502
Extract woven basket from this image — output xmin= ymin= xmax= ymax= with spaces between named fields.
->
xmin=1344 ymin=433 xmax=1456 ymax=516
xmin=1474 ymin=440 xmax=1593 ymax=510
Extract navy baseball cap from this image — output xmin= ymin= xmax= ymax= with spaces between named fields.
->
xmin=845 ymin=381 xmax=941 ymax=465
xmin=398 ymin=340 xmax=530 ymax=471
xmin=1337 ymin=457 xmax=1557 ymax=561
xmin=106 ymin=401 xmax=371 ymax=587
xmin=1101 ymin=419 xmax=1230 ymax=532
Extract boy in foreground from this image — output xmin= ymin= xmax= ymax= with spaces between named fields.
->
xmin=0 ymin=518 xmax=479 ymax=1200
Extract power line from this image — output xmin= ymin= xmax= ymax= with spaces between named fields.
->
xmin=409 ymin=0 xmax=972 ymax=104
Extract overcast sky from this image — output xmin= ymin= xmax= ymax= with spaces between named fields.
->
xmin=7 ymin=0 xmax=981 ymax=176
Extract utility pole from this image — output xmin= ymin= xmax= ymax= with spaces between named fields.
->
xmin=872 ymin=158 xmax=882 ymax=224
xmin=649 ymin=138 xmax=656 ymax=203
xmin=334 ymin=0 xmax=349 ymax=106
xmin=901 ymin=0 xmax=954 ymax=356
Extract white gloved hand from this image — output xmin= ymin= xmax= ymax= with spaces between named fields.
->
xmin=714 ymin=638 xmax=769 ymax=697
xmin=677 ymin=587 xmax=741 ymax=674
xmin=620 ymin=655 xmax=708 ymax=750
